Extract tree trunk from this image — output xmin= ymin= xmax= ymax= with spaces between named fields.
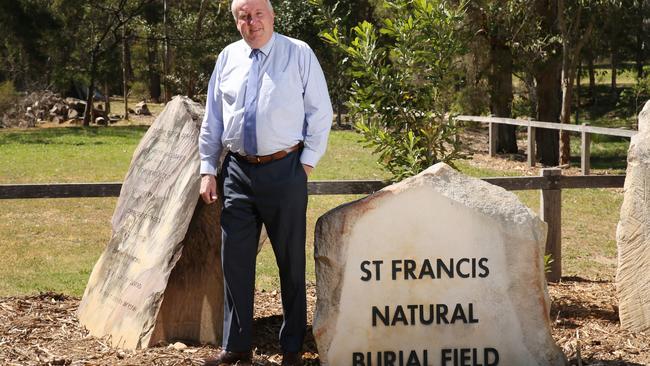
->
xmin=559 ymin=81 xmax=573 ymax=165
xmin=147 ymin=36 xmax=161 ymax=103
xmin=558 ymin=8 xmax=592 ymax=165
xmin=184 ymin=0 xmax=208 ymax=100
xmin=575 ymin=62 xmax=581 ymax=124
xmin=523 ymin=71 xmax=538 ymax=119
xmin=489 ymin=41 xmax=517 ymax=153
xmin=163 ymin=0 xmax=172 ymax=102
xmin=533 ymin=0 xmax=561 ymax=166
xmin=611 ymin=50 xmax=618 ymax=99
xmin=335 ymin=94 xmax=343 ymax=127
xmin=535 ymin=63 xmax=561 ymax=166
xmin=123 ymin=26 xmax=130 ymax=120
xmin=83 ymin=52 xmax=97 ymax=126
xmin=104 ymin=80 xmax=111 ymax=115
xmin=636 ymin=24 xmax=645 ymax=78
xmin=587 ymin=51 xmax=596 ymax=101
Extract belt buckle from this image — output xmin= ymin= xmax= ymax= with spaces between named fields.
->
xmin=256 ymin=156 xmax=261 ymax=163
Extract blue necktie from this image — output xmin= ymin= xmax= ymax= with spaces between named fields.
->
xmin=244 ymin=49 xmax=260 ymax=155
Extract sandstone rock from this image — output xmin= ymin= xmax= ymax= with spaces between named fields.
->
xmin=134 ymin=101 xmax=151 ymax=116
xmin=170 ymin=342 xmax=187 ymax=350
xmin=67 ymin=109 xmax=79 ymax=120
xmin=617 ymin=99 xmax=650 ymax=332
xmin=78 ymin=96 xmax=223 ymax=349
xmin=313 ymin=163 xmax=567 ymax=366
xmin=65 ymin=97 xmax=86 ymax=113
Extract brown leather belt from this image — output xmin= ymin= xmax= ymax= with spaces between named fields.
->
xmin=235 ymin=142 xmax=303 ymax=164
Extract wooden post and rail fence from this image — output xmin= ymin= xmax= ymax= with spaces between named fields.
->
xmin=0 ymin=171 xmax=626 ymax=282
xmin=455 ymin=115 xmax=637 ymax=175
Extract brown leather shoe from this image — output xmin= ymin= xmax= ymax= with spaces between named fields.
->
xmin=202 ymin=349 xmax=252 ymax=366
xmin=281 ymin=352 xmax=303 ymax=366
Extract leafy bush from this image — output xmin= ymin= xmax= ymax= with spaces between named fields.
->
xmin=512 ymin=94 xmax=533 ymax=119
xmin=0 ymin=81 xmax=18 ymax=115
xmin=321 ymin=0 xmax=467 ymax=180
xmin=618 ymin=74 xmax=650 ymax=119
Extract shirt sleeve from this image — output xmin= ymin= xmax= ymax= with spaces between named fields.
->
xmin=300 ymin=48 xmax=333 ymax=168
xmin=199 ymin=56 xmax=225 ymax=176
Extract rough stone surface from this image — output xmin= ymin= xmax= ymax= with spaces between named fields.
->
xmin=67 ymin=108 xmax=79 ymax=120
xmin=78 ymin=96 xmax=222 ymax=349
xmin=617 ymin=99 xmax=650 ymax=333
xmin=134 ymin=101 xmax=152 ymax=116
xmin=313 ymin=163 xmax=567 ymax=366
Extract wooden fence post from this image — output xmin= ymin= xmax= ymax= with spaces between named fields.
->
xmin=527 ymin=125 xmax=536 ymax=167
xmin=489 ymin=122 xmax=498 ymax=157
xmin=540 ymin=168 xmax=562 ymax=282
xmin=581 ymin=123 xmax=591 ymax=176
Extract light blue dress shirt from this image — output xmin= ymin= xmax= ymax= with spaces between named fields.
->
xmin=199 ymin=33 xmax=334 ymax=176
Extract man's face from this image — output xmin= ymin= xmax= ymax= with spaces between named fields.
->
xmin=234 ymin=0 xmax=274 ymax=49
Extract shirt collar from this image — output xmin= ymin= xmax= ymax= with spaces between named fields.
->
xmin=243 ymin=32 xmax=276 ymax=57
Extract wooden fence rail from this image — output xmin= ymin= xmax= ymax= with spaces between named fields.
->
xmin=0 ymin=170 xmax=626 ymax=282
xmin=455 ymin=115 xmax=637 ymax=176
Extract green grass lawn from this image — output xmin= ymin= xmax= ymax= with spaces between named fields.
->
xmin=0 ymin=126 xmax=625 ymax=296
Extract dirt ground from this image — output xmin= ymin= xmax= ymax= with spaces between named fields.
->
xmin=1 ymin=279 xmax=649 ymax=366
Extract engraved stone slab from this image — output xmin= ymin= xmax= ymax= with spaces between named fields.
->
xmin=78 ymin=96 xmax=223 ymax=349
xmin=314 ymin=163 xmax=567 ymax=366
xmin=617 ymin=99 xmax=650 ymax=332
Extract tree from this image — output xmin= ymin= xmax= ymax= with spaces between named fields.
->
xmin=140 ymin=1 xmax=163 ymax=102
xmin=309 ymin=0 xmax=377 ymax=128
xmin=557 ymin=0 xmax=599 ymax=164
xmin=531 ymin=0 xmax=562 ymax=166
xmin=322 ymin=0 xmax=467 ymax=179
xmin=163 ymin=0 xmax=237 ymax=100
xmin=0 ymin=1 xmax=60 ymax=88
xmin=465 ymin=0 xmax=531 ymax=153
xmin=59 ymin=0 xmax=154 ymax=125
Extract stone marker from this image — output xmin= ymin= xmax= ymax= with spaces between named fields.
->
xmin=617 ymin=100 xmax=650 ymax=332
xmin=313 ymin=163 xmax=567 ymax=366
xmin=78 ymin=96 xmax=223 ymax=349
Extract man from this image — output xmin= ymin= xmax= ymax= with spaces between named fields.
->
xmin=198 ymin=0 xmax=333 ymax=364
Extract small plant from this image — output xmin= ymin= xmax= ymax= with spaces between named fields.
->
xmin=544 ymin=254 xmax=554 ymax=274
xmin=618 ymin=73 xmax=650 ymax=118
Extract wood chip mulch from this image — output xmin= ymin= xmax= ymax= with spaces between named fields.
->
xmin=1 ymin=279 xmax=648 ymax=366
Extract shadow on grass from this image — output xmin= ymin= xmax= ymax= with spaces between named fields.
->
xmin=569 ymin=155 xmax=628 ymax=171
xmin=0 ymin=125 xmax=149 ymax=145
xmin=577 ymin=83 xmax=647 ymax=125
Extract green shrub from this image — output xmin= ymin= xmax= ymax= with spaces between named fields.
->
xmin=129 ymin=81 xmax=149 ymax=100
xmin=0 ymin=81 xmax=18 ymax=115
xmin=321 ymin=0 xmax=467 ymax=180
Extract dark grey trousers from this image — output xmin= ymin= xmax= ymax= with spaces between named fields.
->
xmin=218 ymin=150 xmax=307 ymax=353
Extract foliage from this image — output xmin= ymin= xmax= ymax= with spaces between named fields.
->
xmin=274 ymin=0 xmax=319 ymax=46
xmin=321 ymin=0 xmax=467 ymax=180
xmin=162 ymin=1 xmax=237 ymax=98
xmin=544 ymin=254 xmax=554 ymax=274
xmin=309 ymin=0 xmax=378 ymax=126
xmin=618 ymin=73 xmax=650 ymax=116
xmin=0 ymin=81 xmax=18 ymax=115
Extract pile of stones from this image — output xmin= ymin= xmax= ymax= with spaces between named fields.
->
xmin=0 ymin=91 xmax=125 ymax=128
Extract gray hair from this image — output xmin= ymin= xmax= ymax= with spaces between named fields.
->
xmin=231 ymin=0 xmax=273 ymax=19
